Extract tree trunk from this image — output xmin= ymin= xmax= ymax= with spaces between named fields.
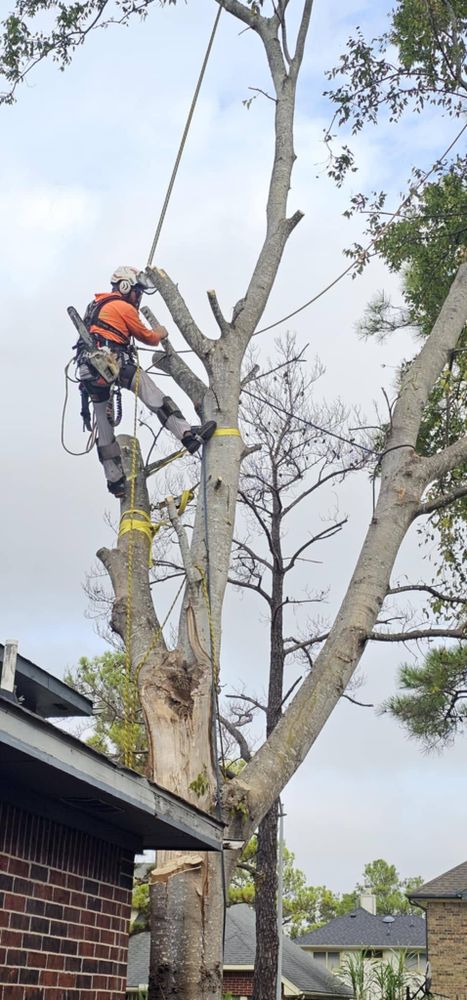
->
xmin=149 ymin=855 xmax=224 ymax=1000
xmin=253 ymin=802 xmax=280 ymax=1000
xmin=253 ymin=491 xmax=284 ymax=1000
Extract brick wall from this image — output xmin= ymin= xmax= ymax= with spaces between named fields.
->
xmin=223 ymin=970 xmax=253 ymax=996
xmin=0 ymin=801 xmax=133 ymax=999
xmin=426 ymin=899 xmax=467 ymax=998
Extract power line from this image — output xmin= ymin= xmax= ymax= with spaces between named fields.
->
xmin=255 ymin=122 xmax=467 ymax=336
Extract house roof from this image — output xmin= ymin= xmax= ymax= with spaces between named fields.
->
xmin=127 ymin=907 xmax=353 ymax=997
xmin=409 ymin=861 xmax=467 ymax=901
xmin=297 ymin=908 xmax=426 ymax=950
xmin=0 ymin=688 xmax=223 ymax=853
xmin=225 ymin=904 xmax=352 ymax=997
xmin=0 ymin=642 xmax=93 ymax=718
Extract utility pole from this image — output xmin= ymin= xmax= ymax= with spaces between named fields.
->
xmin=276 ymin=800 xmax=285 ymax=1000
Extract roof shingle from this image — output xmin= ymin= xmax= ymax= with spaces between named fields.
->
xmin=297 ymin=907 xmax=426 ymax=949
xmin=409 ymin=860 xmax=467 ymax=900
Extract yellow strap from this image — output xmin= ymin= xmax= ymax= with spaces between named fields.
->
xmin=213 ymin=428 xmax=241 ymax=437
xmin=177 ymin=487 xmax=194 ymax=515
xmin=119 ymin=510 xmax=158 ymax=562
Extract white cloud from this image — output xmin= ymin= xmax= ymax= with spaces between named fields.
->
xmin=14 ymin=186 xmax=98 ymax=234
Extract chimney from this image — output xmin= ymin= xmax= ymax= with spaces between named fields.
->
xmin=359 ymin=893 xmax=377 ymax=915
xmin=0 ymin=640 xmax=18 ymax=694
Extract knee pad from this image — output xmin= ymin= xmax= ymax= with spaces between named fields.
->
xmin=97 ymin=441 xmax=122 ymax=465
xmin=120 ymin=363 xmax=137 ymax=389
xmin=88 ymin=384 xmax=111 ymax=403
xmin=157 ymin=395 xmax=184 ymax=427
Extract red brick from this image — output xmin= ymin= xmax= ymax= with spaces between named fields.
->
xmin=46 ymin=953 xmax=65 ymax=971
xmin=4 ymin=894 xmax=26 ymax=912
xmin=56 ymin=971 xmax=75 ymax=987
xmin=0 ymin=965 xmax=20 ymax=984
xmin=0 ymin=804 xmax=131 ymax=999
xmin=26 ymin=951 xmax=47 ymax=969
xmin=39 ymin=970 xmax=59 ymax=987
xmin=8 ymin=859 xmax=29 ymax=878
xmin=1 ymin=929 xmax=23 ymax=948
xmin=6 ymin=949 xmax=28 ymax=967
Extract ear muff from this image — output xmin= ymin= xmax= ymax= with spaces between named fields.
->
xmin=118 ymin=279 xmax=132 ymax=295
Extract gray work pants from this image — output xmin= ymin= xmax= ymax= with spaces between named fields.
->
xmin=94 ymin=368 xmax=191 ymax=485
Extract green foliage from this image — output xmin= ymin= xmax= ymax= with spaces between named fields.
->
xmin=356 ymin=860 xmax=423 ymax=916
xmin=65 ymin=652 xmax=148 ymax=773
xmin=376 ymin=173 xmax=467 ymax=338
xmin=229 ymin=845 xmax=421 ymax=935
xmin=189 ymin=766 xmax=210 ymax=799
xmin=339 ymin=949 xmax=415 ymax=1000
xmin=0 ymin=0 xmax=181 ymax=104
xmin=326 ymin=0 xmax=467 ymax=188
xmin=392 ymin=0 xmax=467 ymax=91
xmin=131 ymin=882 xmax=150 ymax=934
xmin=385 ymin=644 xmax=467 ymax=748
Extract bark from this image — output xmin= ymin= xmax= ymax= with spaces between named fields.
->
xmin=253 ymin=486 xmax=285 ymax=1000
xmin=253 ymin=802 xmax=280 ymax=1000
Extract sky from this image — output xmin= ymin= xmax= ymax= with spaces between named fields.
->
xmin=0 ymin=0 xmax=465 ymax=896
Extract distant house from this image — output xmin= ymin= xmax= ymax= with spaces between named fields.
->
xmin=408 ymin=859 xmax=467 ymax=998
xmin=297 ymin=895 xmax=427 ymax=979
xmin=0 ymin=641 xmax=222 ymax=1000
xmin=127 ymin=904 xmax=353 ymax=999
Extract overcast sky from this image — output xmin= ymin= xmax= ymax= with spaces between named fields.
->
xmin=0 ymin=0 xmax=465 ymax=895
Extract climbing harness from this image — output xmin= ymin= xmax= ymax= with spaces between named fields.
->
xmin=68 ymin=304 xmax=123 ymax=386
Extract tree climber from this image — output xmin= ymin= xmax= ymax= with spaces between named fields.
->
xmin=76 ymin=266 xmax=216 ymax=498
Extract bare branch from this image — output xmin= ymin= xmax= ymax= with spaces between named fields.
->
xmin=232 ymin=538 xmax=273 ymax=573
xmin=416 ymin=482 xmax=467 ymax=516
xmin=207 ymin=289 xmax=230 ymax=336
xmin=145 ymin=267 xmax=210 ymax=359
xmin=284 ymin=633 xmax=330 ymax=654
xmin=227 ymin=575 xmax=272 ymax=606
xmin=213 ymin=0 xmax=259 ymax=30
xmin=280 ymin=676 xmax=302 ymax=709
xmin=226 ymin=693 xmax=267 ymax=714
xmin=342 ymin=693 xmax=374 ymax=708
xmin=166 ymin=497 xmax=197 ymax=590
xmin=219 ymin=714 xmax=252 ymax=763
xmin=369 ymin=627 xmax=466 ymax=642
xmin=285 ymin=519 xmax=347 ymax=573
xmin=387 ymin=584 xmax=467 ymax=606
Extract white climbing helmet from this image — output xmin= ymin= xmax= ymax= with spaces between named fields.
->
xmin=111 ymin=266 xmax=155 ymax=296
xmin=110 ymin=266 xmax=142 ymax=295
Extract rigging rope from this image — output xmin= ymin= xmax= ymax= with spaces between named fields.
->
xmin=123 ymin=362 xmax=142 ymax=770
xmin=146 ymin=6 xmax=223 ymax=267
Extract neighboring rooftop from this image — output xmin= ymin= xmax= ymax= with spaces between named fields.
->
xmin=298 ymin=907 xmax=426 ymax=950
xmin=128 ymin=906 xmax=353 ymax=997
xmin=409 ymin=861 xmax=467 ymax=901
xmin=226 ymin=904 xmax=352 ymax=996
xmin=0 ymin=641 xmax=93 ymax=718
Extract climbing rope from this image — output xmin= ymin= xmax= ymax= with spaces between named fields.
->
xmin=61 ymin=360 xmax=97 ymax=456
xmin=123 ymin=362 xmax=142 ymax=769
xmin=146 ymin=6 xmax=222 ymax=266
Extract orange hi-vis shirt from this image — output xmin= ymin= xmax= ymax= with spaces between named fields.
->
xmin=90 ymin=292 xmax=163 ymax=348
